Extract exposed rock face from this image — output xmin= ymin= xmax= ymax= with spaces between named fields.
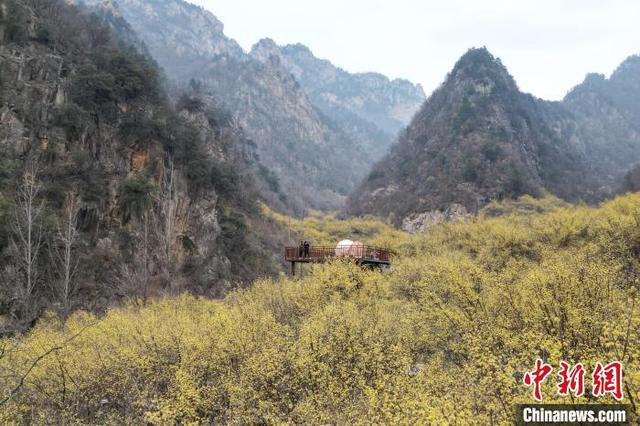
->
xmin=0 ymin=44 xmax=229 ymax=294
xmin=401 ymin=204 xmax=470 ymax=234
xmin=113 ymin=0 xmax=245 ymax=76
xmin=94 ymin=0 xmax=425 ymax=214
xmin=250 ymin=38 xmax=425 ymax=149
xmin=346 ymin=48 xmax=599 ymax=222
xmin=0 ymin=0 xmax=277 ymax=325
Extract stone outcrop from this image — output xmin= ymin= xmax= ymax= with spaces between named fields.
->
xmin=401 ymin=204 xmax=470 ymax=233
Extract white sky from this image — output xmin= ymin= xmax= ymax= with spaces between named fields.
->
xmin=189 ymin=0 xmax=640 ymax=100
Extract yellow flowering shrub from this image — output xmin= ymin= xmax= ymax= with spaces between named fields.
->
xmin=1 ymin=194 xmax=639 ymax=424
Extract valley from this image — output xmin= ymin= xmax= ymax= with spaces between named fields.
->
xmin=0 ymin=0 xmax=639 ymax=423
xmin=3 ymin=193 xmax=640 ymax=422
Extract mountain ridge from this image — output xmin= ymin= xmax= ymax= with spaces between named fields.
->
xmin=91 ymin=0 xmax=425 ymax=214
xmin=346 ymin=47 xmax=616 ymax=224
xmin=250 ymin=37 xmax=425 ymax=137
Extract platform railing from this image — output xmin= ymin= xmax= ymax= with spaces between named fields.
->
xmin=285 ymin=245 xmax=391 ymax=263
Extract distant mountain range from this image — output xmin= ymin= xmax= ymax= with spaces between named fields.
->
xmin=35 ymin=0 xmax=640 ymax=225
xmin=89 ymin=0 xmax=425 ymax=214
xmin=564 ymin=55 xmax=640 ymax=188
xmin=250 ymin=38 xmax=424 ymax=138
xmin=346 ymin=48 xmax=640 ymax=225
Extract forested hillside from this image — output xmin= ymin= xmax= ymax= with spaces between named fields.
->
xmin=250 ymin=38 xmax=425 ymax=162
xmin=564 ymin=55 xmax=640 ymax=189
xmin=2 ymin=193 xmax=638 ymax=423
xmin=93 ymin=0 xmax=426 ymax=214
xmin=0 ymin=0 xmax=278 ymax=333
xmin=346 ymin=48 xmax=640 ymax=226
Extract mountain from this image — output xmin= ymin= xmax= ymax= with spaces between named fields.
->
xmin=563 ymin=56 xmax=640 ymax=188
xmin=112 ymin=0 xmax=246 ymax=77
xmin=106 ymin=0 xmax=360 ymax=213
xmin=0 ymin=0 xmax=278 ymax=330
xmin=180 ymin=53 xmax=368 ymax=213
xmin=250 ymin=38 xmax=425 ymax=154
xmin=94 ymin=0 xmax=425 ymax=214
xmin=346 ymin=48 xmax=600 ymax=223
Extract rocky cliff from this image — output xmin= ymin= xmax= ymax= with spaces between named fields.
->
xmin=250 ymin=38 xmax=425 ymax=156
xmin=96 ymin=0 xmax=426 ymax=214
xmin=0 ymin=0 xmax=277 ymax=330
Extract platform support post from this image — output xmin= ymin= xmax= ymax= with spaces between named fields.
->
xmin=290 ymin=261 xmax=296 ymax=276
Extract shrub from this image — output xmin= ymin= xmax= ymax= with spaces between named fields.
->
xmin=2 ymin=194 xmax=640 ymax=423
xmin=481 ymin=141 xmax=502 ymax=162
xmin=34 ymin=24 xmax=52 ymax=46
xmin=118 ymin=174 xmax=154 ymax=223
xmin=54 ymin=103 xmax=90 ymax=142
xmin=258 ymin=164 xmax=280 ymax=193
xmin=2 ymin=1 xmax=28 ymax=44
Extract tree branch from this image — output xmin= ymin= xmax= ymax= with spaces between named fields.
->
xmin=0 ymin=322 xmax=95 ymax=406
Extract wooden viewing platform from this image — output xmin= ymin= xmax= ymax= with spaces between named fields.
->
xmin=285 ymin=245 xmax=392 ymax=275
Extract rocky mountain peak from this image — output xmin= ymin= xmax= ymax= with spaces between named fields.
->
xmin=447 ymin=47 xmax=518 ymax=95
xmin=345 ymin=48 xmax=604 ymax=222
xmin=566 ymin=73 xmax=609 ymax=100
xmin=250 ymin=38 xmax=282 ymax=62
xmin=284 ymin=42 xmax=313 ymax=53
xmin=111 ymin=0 xmax=245 ymax=76
xmin=453 ymin=47 xmax=497 ymax=69
xmin=445 ymin=47 xmax=518 ymax=91
xmin=611 ymin=54 xmax=640 ymax=87
xmin=582 ymin=72 xmax=607 ymax=86
xmin=119 ymin=0 xmax=225 ymax=34
xmin=76 ymin=0 xmax=120 ymax=13
xmin=250 ymin=38 xmax=425 ymax=136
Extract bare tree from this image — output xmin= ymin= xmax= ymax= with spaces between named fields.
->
xmin=116 ymin=157 xmax=184 ymax=301
xmin=159 ymin=156 xmax=178 ymax=265
xmin=155 ymin=156 xmax=185 ymax=291
xmin=115 ymin=210 xmax=151 ymax=305
xmin=8 ymin=159 xmax=45 ymax=320
xmin=141 ymin=210 xmax=150 ymax=302
xmin=49 ymin=193 xmax=80 ymax=318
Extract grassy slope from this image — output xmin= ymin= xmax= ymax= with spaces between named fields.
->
xmin=1 ymin=195 xmax=639 ymax=424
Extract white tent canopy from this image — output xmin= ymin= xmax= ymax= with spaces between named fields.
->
xmin=335 ymin=239 xmax=364 ymax=257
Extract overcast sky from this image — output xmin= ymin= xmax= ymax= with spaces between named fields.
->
xmin=189 ymin=0 xmax=640 ymax=100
